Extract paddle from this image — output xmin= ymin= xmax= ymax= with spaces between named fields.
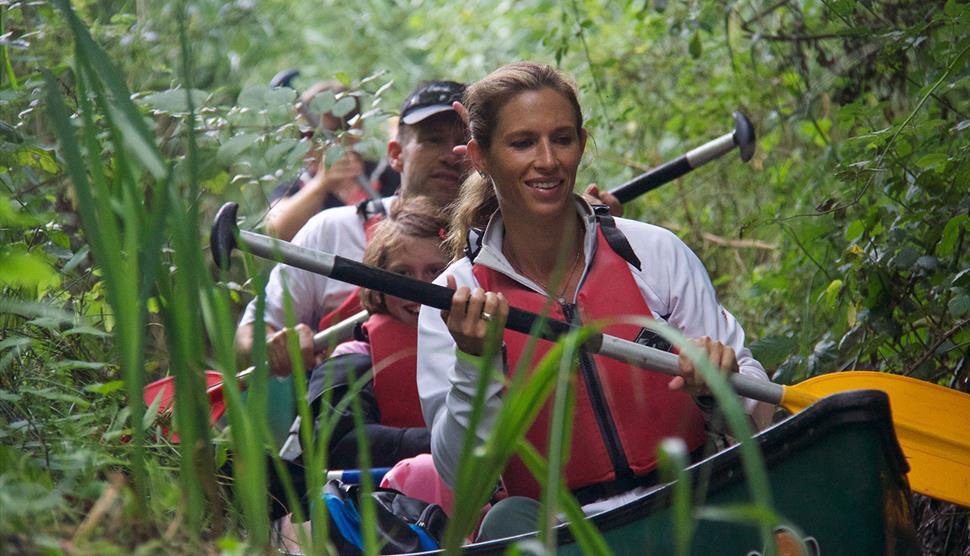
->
xmin=212 ymin=202 xmax=970 ymax=507
xmin=607 ymin=112 xmax=756 ymax=204
xmin=144 ymin=309 xmax=368 ymax=434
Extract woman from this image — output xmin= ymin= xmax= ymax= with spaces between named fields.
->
xmin=416 ymin=62 xmax=774 ymax=539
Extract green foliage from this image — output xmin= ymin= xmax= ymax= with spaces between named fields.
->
xmin=1 ymin=0 xmax=967 ymax=553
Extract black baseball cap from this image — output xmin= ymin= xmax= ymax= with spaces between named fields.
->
xmin=399 ymin=81 xmax=466 ymax=125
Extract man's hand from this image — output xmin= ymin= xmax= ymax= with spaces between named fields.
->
xmin=451 ymin=101 xmax=470 ymax=158
xmin=583 ymin=184 xmax=623 ymax=217
xmin=266 ymin=323 xmax=316 ymax=377
xmin=310 ymin=151 xmax=365 ymax=196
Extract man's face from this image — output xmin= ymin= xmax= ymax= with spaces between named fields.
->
xmin=388 ymin=112 xmax=470 ymax=205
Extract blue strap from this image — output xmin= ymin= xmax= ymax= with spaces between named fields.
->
xmin=332 ymin=467 xmax=392 ymax=485
xmin=408 ymin=523 xmax=440 ymax=551
xmin=323 ymin=493 xmax=364 ymax=550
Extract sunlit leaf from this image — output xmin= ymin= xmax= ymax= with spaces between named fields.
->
xmin=937 ymin=215 xmax=967 ymax=257
xmin=0 ymin=250 xmax=60 ymax=291
xmin=238 ymin=84 xmax=295 ymax=111
xmin=914 ymin=153 xmax=948 ymax=170
xmin=844 ymin=220 xmax=864 ymax=242
xmin=140 ymin=88 xmax=210 ymax=114
xmin=949 ymin=294 xmax=970 ymax=317
xmin=85 ymin=381 xmax=126 ymax=395
xmin=689 ymin=31 xmax=702 ymax=58
xmin=16 ymin=147 xmax=59 ymax=174
xmin=0 ymin=195 xmax=37 ymax=227
xmin=331 ymin=96 xmax=357 ymax=118
xmin=217 ymin=133 xmax=261 ymax=165
xmin=201 ymin=171 xmax=230 ymax=194
xmin=821 ymin=279 xmax=843 ymax=307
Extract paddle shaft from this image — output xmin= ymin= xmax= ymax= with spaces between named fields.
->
xmin=608 ymin=112 xmax=755 ymax=204
xmin=203 ymin=308 xmax=368 ymax=399
xmin=146 ymin=308 xmax=367 ymax=415
xmin=233 ymin=226 xmax=784 ymax=405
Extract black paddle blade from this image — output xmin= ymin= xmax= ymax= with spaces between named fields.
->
xmin=211 ymin=202 xmax=240 ymax=270
xmin=733 ymin=112 xmax=756 ymax=162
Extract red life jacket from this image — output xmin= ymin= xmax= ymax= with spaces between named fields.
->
xmin=362 ymin=313 xmax=425 ymax=429
xmin=317 ymin=203 xmax=387 ymax=330
xmin=472 ymin=227 xmax=707 ymax=499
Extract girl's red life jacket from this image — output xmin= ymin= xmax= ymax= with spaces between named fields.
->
xmin=317 ymin=204 xmax=387 ymax=331
xmin=318 ymin=287 xmax=366 ymax=331
xmin=362 ymin=313 xmax=425 ymax=429
xmin=472 ymin=227 xmax=707 ymax=499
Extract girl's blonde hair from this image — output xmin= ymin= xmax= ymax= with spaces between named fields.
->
xmin=360 ymin=196 xmax=449 ymax=314
xmin=447 ymin=62 xmax=584 ymax=259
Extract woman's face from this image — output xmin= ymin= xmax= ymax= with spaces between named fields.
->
xmin=383 ymin=236 xmax=448 ymax=328
xmin=471 ymin=88 xmax=586 ymax=222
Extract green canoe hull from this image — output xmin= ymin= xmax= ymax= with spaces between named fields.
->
xmin=459 ymin=390 xmax=918 ymax=555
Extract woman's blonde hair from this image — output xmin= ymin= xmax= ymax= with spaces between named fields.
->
xmin=360 ymin=196 xmax=449 ymax=314
xmin=447 ymin=62 xmax=584 ymax=259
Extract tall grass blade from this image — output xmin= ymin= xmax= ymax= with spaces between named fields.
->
xmin=538 ymin=319 xmax=579 ymax=551
xmin=443 ymin=324 xmax=601 ymax=550
xmin=516 ymin=442 xmax=611 ymax=556
xmin=51 ymin=0 xmax=166 ymax=179
xmin=657 ymin=438 xmax=692 ymax=556
xmin=43 ymin=69 xmax=151 ymax=514
xmin=644 ymin=319 xmax=779 ymax=550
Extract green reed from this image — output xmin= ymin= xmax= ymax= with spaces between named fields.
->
xmin=45 ymin=0 xmax=283 ymax=547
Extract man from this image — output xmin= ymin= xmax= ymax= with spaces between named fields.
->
xmin=234 ymin=80 xmax=470 ymax=376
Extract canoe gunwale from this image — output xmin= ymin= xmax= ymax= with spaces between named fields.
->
xmin=457 ymin=389 xmax=912 ymax=554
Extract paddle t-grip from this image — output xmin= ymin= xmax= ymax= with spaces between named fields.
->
xmin=211 ymin=202 xmax=240 ymax=271
xmin=733 ymin=111 xmax=755 ymax=162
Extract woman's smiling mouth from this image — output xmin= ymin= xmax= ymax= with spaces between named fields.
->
xmin=526 ymin=178 xmax=561 ymax=190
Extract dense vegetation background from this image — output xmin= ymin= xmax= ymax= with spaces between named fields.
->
xmin=1 ymin=0 xmax=967 ymax=553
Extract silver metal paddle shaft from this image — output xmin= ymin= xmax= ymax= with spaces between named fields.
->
xmin=685 ymin=131 xmax=736 ymax=167
xmin=598 ymin=334 xmax=785 ymax=404
xmin=240 ymin=229 xmax=336 ymax=276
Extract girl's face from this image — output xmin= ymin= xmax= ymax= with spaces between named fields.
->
xmin=469 ymin=88 xmax=586 ymax=222
xmin=383 ymin=236 xmax=448 ymax=328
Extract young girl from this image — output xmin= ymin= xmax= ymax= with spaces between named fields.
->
xmin=273 ymin=196 xmax=455 ymax=551
xmin=307 ymin=195 xmax=448 ymax=471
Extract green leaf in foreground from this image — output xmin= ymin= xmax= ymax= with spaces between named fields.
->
xmin=0 ymin=249 xmax=60 ymax=291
